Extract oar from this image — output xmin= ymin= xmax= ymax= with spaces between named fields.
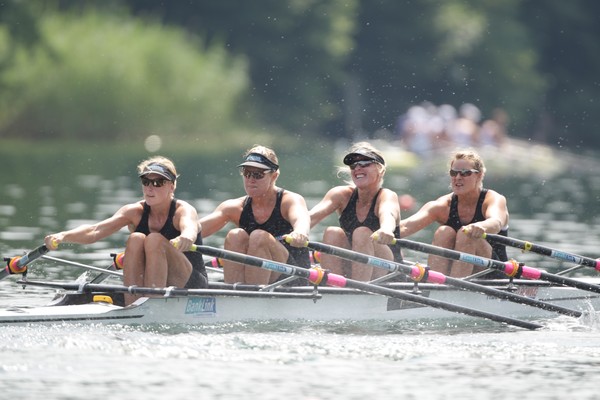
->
xmin=41 ymin=255 xmax=123 ymax=278
xmin=483 ymin=233 xmax=600 ymax=271
xmin=190 ymin=244 xmax=541 ymax=330
xmin=304 ymin=240 xmax=581 ymax=318
xmin=395 ymin=238 xmax=600 ymax=294
xmin=2 ymin=244 xmax=50 ymax=280
xmin=17 ymin=280 xmax=318 ymax=300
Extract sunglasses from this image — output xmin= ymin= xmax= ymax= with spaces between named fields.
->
xmin=141 ymin=177 xmax=170 ymax=187
xmin=240 ymin=168 xmax=273 ymax=180
xmin=350 ymin=160 xmax=377 ymax=170
xmin=449 ymin=169 xmax=479 ymax=177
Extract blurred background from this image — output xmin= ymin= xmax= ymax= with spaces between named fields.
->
xmin=1 ymin=0 xmax=599 ymax=148
xmin=1 ymin=0 xmax=600 ymax=278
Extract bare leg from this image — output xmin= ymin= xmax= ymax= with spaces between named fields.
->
xmin=143 ymin=232 xmax=192 ymax=288
xmin=142 ymin=233 xmax=169 ymax=287
xmin=123 ymin=232 xmax=146 ymax=305
xmin=451 ymin=230 xmax=493 ymax=277
xmin=430 ymin=225 xmax=455 ymax=276
xmin=246 ymin=230 xmax=289 ymax=284
xmin=351 ymin=227 xmax=376 ymax=281
xmin=321 ymin=226 xmax=351 ymax=277
xmin=223 ymin=228 xmax=249 ymax=283
xmin=372 ymin=243 xmax=395 ymax=280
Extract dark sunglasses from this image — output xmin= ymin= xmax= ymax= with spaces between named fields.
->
xmin=240 ymin=168 xmax=272 ymax=180
xmin=141 ymin=177 xmax=170 ymax=187
xmin=449 ymin=169 xmax=479 ymax=177
xmin=350 ymin=160 xmax=377 ymax=170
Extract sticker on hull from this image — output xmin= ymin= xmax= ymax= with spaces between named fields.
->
xmin=185 ymin=297 xmax=217 ymax=316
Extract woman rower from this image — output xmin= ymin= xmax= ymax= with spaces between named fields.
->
xmin=44 ymin=156 xmax=207 ymax=304
xmin=309 ymin=142 xmax=402 ymax=281
xmin=400 ymin=149 xmax=510 ymax=278
xmin=199 ymin=144 xmax=311 ymax=285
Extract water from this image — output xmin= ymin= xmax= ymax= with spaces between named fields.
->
xmin=2 ymin=141 xmax=600 ymax=399
xmin=2 ymin=318 xmax=600 ymax=399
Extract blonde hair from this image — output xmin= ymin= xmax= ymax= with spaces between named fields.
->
xmin=450 ymin=149 xmax=486 ymax=188
xmin=244 ymin=144 xmax=279 ymax=166
xmin=137 ymin=156 xmax=178 ymax=189
xmin=243 ymin=144 xmax=280 ymax=179
xmin=339 ymin=141 xmax=386 ymax=186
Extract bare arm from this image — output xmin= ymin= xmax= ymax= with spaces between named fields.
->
xmin=198 ymin=198 xmax=243 ymax=238
xmin=172 ymin=200 xmax=199 ymax=252
xmin=373 ymin=188 xmax=400 ymax=244
xmin=309 ymin=186 xmax=350 ymax=228
xmin=281 ymin=191 xmax=311 ymax=247
xmin=44 ymin=203 xmax=138 ymax=249
xmin=464 ymin=190 xmax=509 ymax=238
xmin=400 ymin=195 xmax=450 ymax=238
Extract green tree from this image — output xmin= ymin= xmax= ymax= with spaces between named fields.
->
xmin=0 ymin=9 xmax=249 ymax=143
xmin=4 ymin=1 xmax=600 ymax=149
xmin=520 ymin=1 xmax=600 ymax=149
xmin=345 ymin=0 xmax=546 ymax=138
xmin=124 ymin=0 xmax=358 ymax=136
xmin=0 ymin=1 xmax=43 ymax=76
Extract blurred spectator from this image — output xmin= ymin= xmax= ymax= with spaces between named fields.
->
xmin=396 ymin=102 xmax=509 ymax=152
xmin=479 ymin=108 xmax=508 ymax=147
xmin=398 ymin=105 xmax=433 ymax=156
xmin=447 ymin=103 xmax=481 ymax=147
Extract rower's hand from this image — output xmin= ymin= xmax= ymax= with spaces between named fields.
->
xmin=462 ymin=225 xmax=485 ymax=239
xmin=44 ymin=234 xmax=61 ymax=250
xmin=286 ymin=231 xmax=309 ymax=247
xmin=371 ymin=229 xmax=394 ymax=245
xmin=171 ymin=236 xmax=193 ymax=252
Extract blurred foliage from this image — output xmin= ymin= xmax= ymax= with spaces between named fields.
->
xmin=346 ymin=0 xmax=547 ymax=136
xmin=0 ymin=1 xmax=42 ymax=72
xmin=0 ymin=5 xmax=250 ymax=142
xmin=520 ymin=1 xmax=600 ymax=148
xmin=0 ymin=0 xmax=599 ymax=149
xmin=124 ymin=0 xmax=358 ymax=136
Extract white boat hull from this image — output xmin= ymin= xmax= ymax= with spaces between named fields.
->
xmin=1 ymin=279 xmax=599 ymax=326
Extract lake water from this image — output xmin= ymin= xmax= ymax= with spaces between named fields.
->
xmin=1 ymin=140 xmax=600 ymax=399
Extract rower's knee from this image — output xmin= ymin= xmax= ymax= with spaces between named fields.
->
xmin=248 ymin=229 xmax=273 ymax=246
xmin=126 ymin=232 xmax=146 ymax=250
xmin=323 ymin=226 xmax=347 ymax=247
xmin=224 ymin=228 xmax=249 ymax=251
xmin=145 ymin=232 xmax=165 ymax=246
xmin=433 ymin=225 xmax=457 ymax=248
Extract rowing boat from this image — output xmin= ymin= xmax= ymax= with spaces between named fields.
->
xmin=1 ymin=278 xmax=599 ymax=326
xmin=4 ymin=240 xmax=600 ymax=329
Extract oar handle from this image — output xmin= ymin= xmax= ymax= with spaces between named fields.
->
xmin=484 ymin=233 xmax=600 ymax=271
xmin=3 ymin=244 xmax=50 ymax=276
xmin=394 ymin=237 xmax=600 ymax=294
xmin=392 ymin=237 xmax=542 ymax=277
xmin=190 ymin=244 xmax=346 ymax=286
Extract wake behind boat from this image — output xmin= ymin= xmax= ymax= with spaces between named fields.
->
xmin=0 ymin=278 xmax=599 ymax=326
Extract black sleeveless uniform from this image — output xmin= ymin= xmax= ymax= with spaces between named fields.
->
xmin=339 ymin=188 xmax=403 ymax=262
xmin=134 ymin=198 xmax=207 ymax=288
xmin=445 ymin=188 xmax=509 ymax=262
xmin=239 ymin=188 xmax=310 ymax=269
